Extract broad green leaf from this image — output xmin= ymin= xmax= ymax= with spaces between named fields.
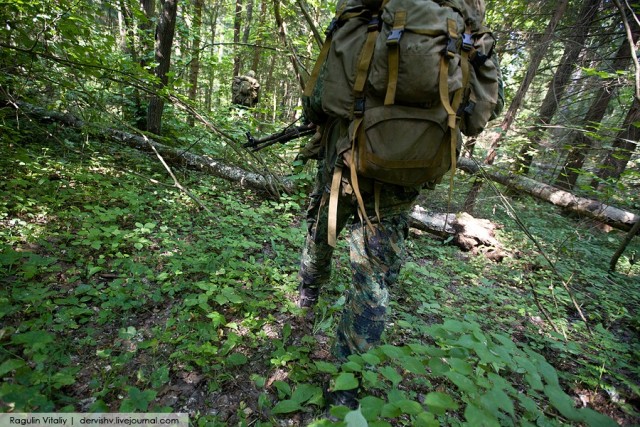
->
xmin=481 ymin=386 xmax=515 ymax=417
xmin=544 ymin=384 xmax=581 ymax=420
xmin=490 ymin=333 xmax=517 ymax=351
xmin=0 ymin=359 xmax=26 ymax=376
xmin=361 ymin=352 xmax=381 ymax=365
xmin=380 ymin=402 xmax=402 ymax=418
xmin=537 ymin=359 xmax=559 ymax=386
xmin=394 ymin=399 xmax=423 ymax=415
xmin=448 ymin=357 xmax=473 ymax=375
xmin=11 ymin=330 xmax=54 ymax=351
xmin=517 ymin=393 xmax=539 ymax=418
xmin=379 ymin=344 xmax=407 ymax=359
xmin=315 ymin=361 xmax=339 ymax=374
xmin=379 ymin=366 xmax=402 ymax=387
xmin=330 ymin=405 xmax=352 ymax=419
xmin=271 ymin=399 xmax=302 ymax=414
xmin=444 ymin=371 xmax=477 ymax=394
xmin=464 ymin=403 xmax=500 ymax=427
xmin=344 ymin=408 xmax=368 ymax=427
xmin=361 ymin=370 xmax=379 ymax=388
xmin=227 ymin=352 xmax=248 ymax=366
xmin=291 ymin=383 xmax=322 ymax=404
xmin=428 ymin=357 xmax=449 ymax=375
xmin=87 ymin=266 xmax=103 ymax=277
xmin=424 ymin=392 xmax=458 ymax=415
xmin=579 ymin=407 xmax=618 ymax=427
xmin=360 ymin=395 xmax=384 ymax=419
xmin=333 ymin=372 xmax=359 ymax=391
xmin=273 ymin=380 xmax=292 ymax=397
xmin=414 ymin=411 xmax=438 ymax=427
xmin=399 ymin=356 xmax=427 ymax=375
xmin=524 ymin=372 xmax=544 ymax=391
xmin=342 ymin=361 xmax=363 ymax=372
xmin=443 ymin=319 xmax=466 ymax=333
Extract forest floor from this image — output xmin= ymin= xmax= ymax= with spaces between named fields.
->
xmin=1 ymin=119 xmax=639 ymax=426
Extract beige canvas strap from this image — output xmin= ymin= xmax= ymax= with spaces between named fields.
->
xmin=302 ymin=1 xmax=354 ymax=98
xmin=384 ymin=10 xmax=406 ymax=106
xmin=350 ymin=118 xmax=375 ymax=231
xmin=303 ymin=39 xmax=333 ymax=97
xmin=328 ymin=165 xmax=343 ymax=247
xmin=353 ymin=23 xmax=380 ymax=99
xmin=374 ymin=181 xmax=382 ymax=223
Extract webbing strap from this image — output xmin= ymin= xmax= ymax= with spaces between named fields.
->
xmin=384 ymin=10 xmax=406 ymax=106
xmin=350 ymin=118 xmax=375 ymax=233
xmin=353 ymin=28 xmax=379 ymax=97
xmin=328 ymin=165 xmax=343 ymax=247
xmin=303 ymin=38 xmax=332 ymax=97
xmin=438 ymin=57 xmax=456 ymax=130
xmin=374 ymin=181 xmax=382 ymax=223
xmin=438 ymin=19 xmax=464 ymax=231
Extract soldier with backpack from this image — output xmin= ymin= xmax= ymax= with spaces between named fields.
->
xmin=232 ymin=70 xmax=261 ymax=108
xmin=296 ymin=0 xmax=503 ymax=409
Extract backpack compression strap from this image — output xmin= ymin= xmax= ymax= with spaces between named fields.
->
xmin=383 ymin=10 xmax=406 ymax=106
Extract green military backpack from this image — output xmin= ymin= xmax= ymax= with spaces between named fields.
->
xmin=303 ymin=0 xmax=503 ymax=187
xmin=302 ymin=0 xmax=503 ymax=246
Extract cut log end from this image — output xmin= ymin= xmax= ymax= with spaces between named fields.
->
xmin=409 ymin=207 xmax=507 ymax=262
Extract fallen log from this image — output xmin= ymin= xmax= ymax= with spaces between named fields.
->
xmin=409 ymin=207 xmax=507 ymax=261
xmin=13 ymin=102 xmax=294 ymax=195
xmin=106 ymin=128 xmax=294 ymax=195
xmin=457 ymin=157 xmax=639 ymax=232
xmin=13 ymin=102 xmax=639 ymax=232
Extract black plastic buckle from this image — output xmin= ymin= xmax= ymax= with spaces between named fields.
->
xmin=462 ymin=33 xmax=473 ymax=51
xmin=367 ymin=17 xmax=380 ymax=32
xmin=470 ymin=52 xmax=488 ymax=69
xmin=445 ymin=37 xmax=458 ymax=58
xmin=386 ymin=28 xmax=404 ymax=46
xmin=325 ymin=18 xmax=338 ymax=36
xmin=354 ymin=97 xmax=365 ymax=117
xmin=463 ymin=100 xmax=476 ymax=115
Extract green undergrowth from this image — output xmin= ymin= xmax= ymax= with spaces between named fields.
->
xmin=0 ymin=120 xmax=638 ymax=425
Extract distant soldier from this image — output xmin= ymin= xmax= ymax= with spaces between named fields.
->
xmin=232 ymin=70 xmax=260 ymax=108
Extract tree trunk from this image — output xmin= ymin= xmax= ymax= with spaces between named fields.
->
xmin=118 ymin=0 xmax=142 ymax=123
xmin=609 ymin=217 xmax=640 ymax=272
xmin=242 ymin=0 xmax=254 ymax=44
xmin=515 ymin=0 xmax=601 ymax=175
xmin=187 ymin=0 xmax=204 ymax=127
xmin=273 ymin=0 xmax=305 ymax=91
xmin=233 ymin=0 xmax=243 ymax=76
xmin=483 ymin=0 xmax=570 ymax=166
xmin=137 ymin=0 xmax=156 ymax=131
xmin=251 ymin=0 xmax=268 ymax=72
xmin=296 ymin=0 xmax=323 ymax=48
xmin=464 ymin=0 xmax=569 ymax=213
xmin=591 ymin=97 xmax=640 ymax=188
xmin=555 ymin=23 xmax=640 ymax=190
xmin=147 ymin=0 xmax=178 ymax=135
xmin=204 ymin=3 xmax=220 ymax=112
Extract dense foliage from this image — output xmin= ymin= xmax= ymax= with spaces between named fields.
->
xmin=1 ymin=115 xmax=638 ymax=425
xmin=1 ymin=0 xmax=639 ymax=424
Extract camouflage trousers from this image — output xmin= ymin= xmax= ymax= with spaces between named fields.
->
xmin=299 ymin=159 xmax=419 ymax=361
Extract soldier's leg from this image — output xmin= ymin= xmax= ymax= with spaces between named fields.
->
xmin=298 ymin=166 xmax=355 ymax=307
xmin=333 ymin=188 xmax=417 ymax=360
